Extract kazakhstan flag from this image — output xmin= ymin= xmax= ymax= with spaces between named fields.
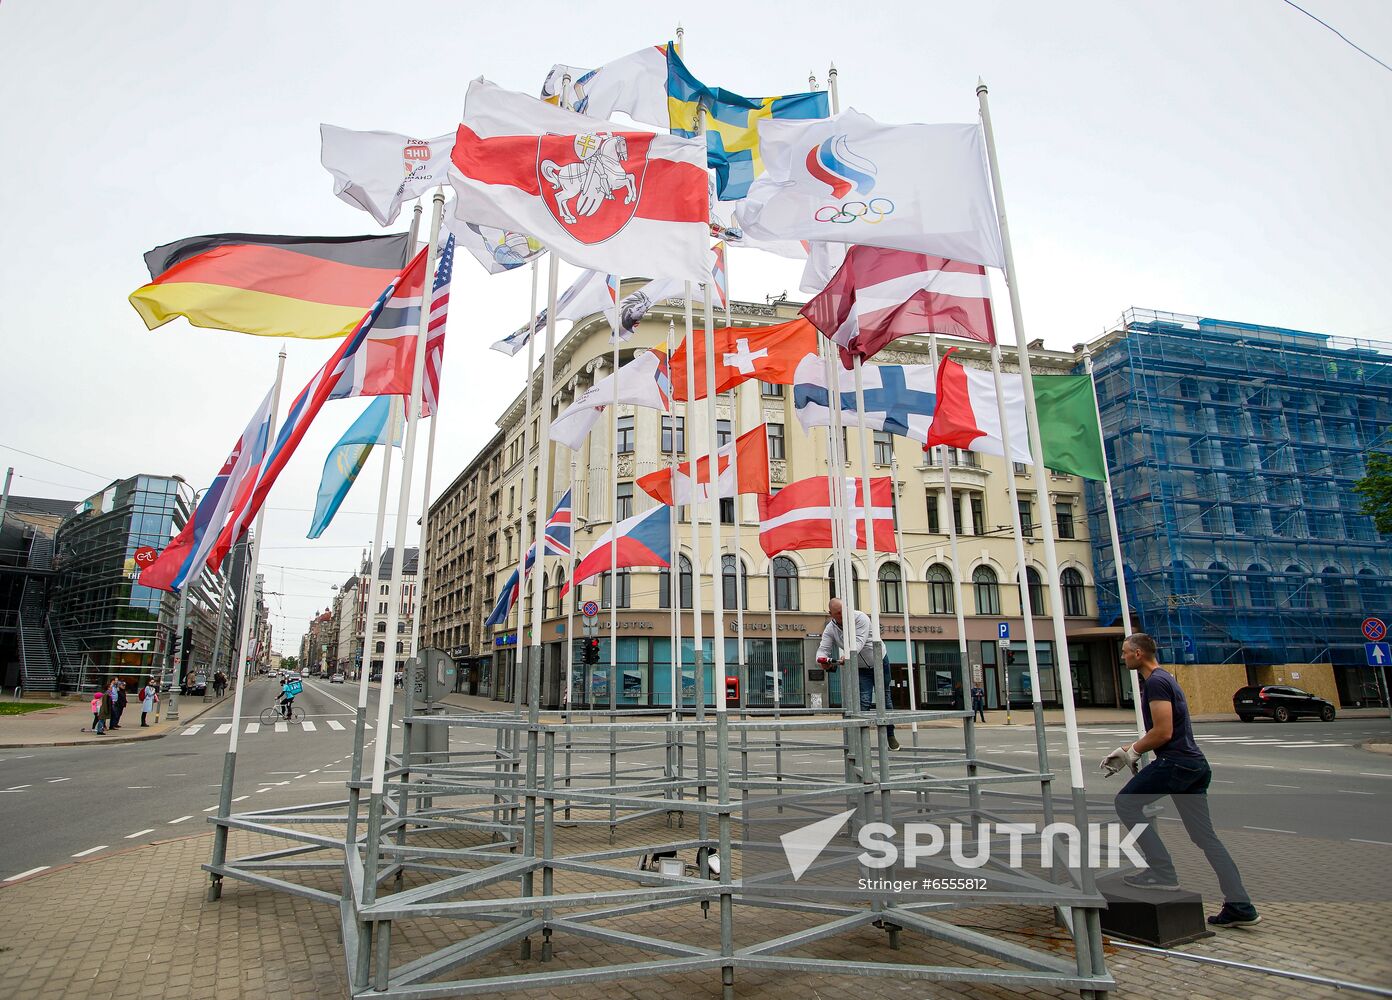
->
xmin=667 ymin=45 xmax=829 ymax=201
xmin=308 ymin=396 xmax=402 ymax=539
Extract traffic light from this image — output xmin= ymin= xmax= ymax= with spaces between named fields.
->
xmin=584 ymin=637 xmax=600 ymax=665
xmin=170 ymin=632 xmax=181 ymax=661
xmin=180 ymin=627 xmax=194 ymax=670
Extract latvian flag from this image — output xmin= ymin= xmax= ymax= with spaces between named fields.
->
xmin=757 ymin=475 xmax=897 ymax=557
xmin=800 ymin=246 xmax=995 ymax=367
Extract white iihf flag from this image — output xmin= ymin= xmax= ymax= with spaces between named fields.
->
xmin=319 ymin=125 xmax=453 ymax=227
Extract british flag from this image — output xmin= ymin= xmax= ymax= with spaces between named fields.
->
xmin=483 ymin=489 xmax=573 ymax=627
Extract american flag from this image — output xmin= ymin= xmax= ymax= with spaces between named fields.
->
xmin=421 ymin=233 xmax=454 ymax=417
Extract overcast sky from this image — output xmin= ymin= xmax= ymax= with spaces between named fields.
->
xmin=1 ymin=1 xmax=1388 ymax=654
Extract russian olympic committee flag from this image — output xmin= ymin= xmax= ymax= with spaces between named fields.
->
xmin=450 ymin=78 xmax=712 ymax=283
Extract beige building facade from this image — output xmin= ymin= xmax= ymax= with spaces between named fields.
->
xmin=422 ymin=286 xmax=1128 ymax=711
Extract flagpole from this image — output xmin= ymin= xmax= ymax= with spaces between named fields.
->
xmin=682 ymin=280 xmax=708 ymax=855
xmin=1082 ymin=345 xmax=1145 ymax=741
xmin=927 ymin=334 xmax=979 ymax=812
xmin=605 ymin=284 xmax=620 ymax=837
xmin=850 ymin=358 xmax=887 ymax=735
xmin=208 ymin=346 xmax=287 ymax=900
xmin=724 ymin=279 xmax=746 ymax=714
xmin=666 ymin=322 xmax=680 ymax=722
xmin=989 ymin=344 xmax=1053 ymax=824
xmin=512 ymin=260 xmax=541 ymax=712
xmin=888 ymin=453 xmax=919 ymax=741
xmin=363 ymin=189 xmax=444 ymax=905
xmin=978 ymin=87 xmax=1100 ymax=983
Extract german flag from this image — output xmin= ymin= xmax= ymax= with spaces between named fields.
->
xmin=129 ymin=232 xmax=412 ymax=340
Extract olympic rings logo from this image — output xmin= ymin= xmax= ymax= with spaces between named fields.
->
xmin=813 ymin=197 xmax=895 ymax=225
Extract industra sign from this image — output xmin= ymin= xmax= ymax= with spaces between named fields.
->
xmin=115 ymin=637 xmax=153 ymax=652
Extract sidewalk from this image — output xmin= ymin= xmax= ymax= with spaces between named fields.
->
xmin=0 ymin=691 xmax=227 ymax=749
xmin=0 ymin=825 xmax=1387 ymax=999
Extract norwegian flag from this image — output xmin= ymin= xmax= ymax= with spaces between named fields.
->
xmin=757 ymin=475 xmax=897 ymax=557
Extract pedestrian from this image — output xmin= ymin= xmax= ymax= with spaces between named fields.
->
xmin=1102 ymin=633 xmax=1261 ymax=928
xmin=971 ymin=683 xmax=987 ymax=723
xmin=139 ymin=677 xmax=158 ymax=727
xmin=105 ymin=679 xmax=122 ymax=730
xmin=816 ymin=598 xmax=898 ymax=751
xmin=89 ymin=690 xmax=107 ymax=734
xmin=113 ymin=679 xmax=128 ymax=729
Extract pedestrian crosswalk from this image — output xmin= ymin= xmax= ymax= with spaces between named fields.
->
xmin=178 ymin=718 xmax=369 ymax=737
xmin=1034 ymin=727 xmax=1355 ymax=751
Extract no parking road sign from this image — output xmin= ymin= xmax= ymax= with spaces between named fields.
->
xmin=582 ymin=601 xmax=599 ymax=618
xmin=1362 ymin=617 xmax=1386 ymax=642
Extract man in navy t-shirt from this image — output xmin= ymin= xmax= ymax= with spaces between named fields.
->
xmin=1101 ymin=633 xmax=1260 ymax=928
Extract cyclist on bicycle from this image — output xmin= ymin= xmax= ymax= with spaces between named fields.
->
xmin=278 ymin=677 xmax=296 ymax=720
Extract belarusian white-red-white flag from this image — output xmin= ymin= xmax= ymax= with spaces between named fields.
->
xmin=636 ymin=424 xmax=770 ymax=505
xmin=450 ymin=78 xmax=713 ymax=283
xmin=801 ymin=246 xmax=995 ymax=365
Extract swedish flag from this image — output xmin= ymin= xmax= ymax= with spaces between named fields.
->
xmin=667 ymin=45 xmax=829 ymax=201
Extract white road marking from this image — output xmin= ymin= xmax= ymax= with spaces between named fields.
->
xmin=1341 ymin=790 xmax=1376 ymax=795
xmin=363 ymin=724 xmax=372 ymax=730
xmin=1298 ymin=767 xmax=1333 ymax=773
xmin=7 ymin=784 xmax=30 ymax=790
xmin=327 ymin=720 xmax=345 ymax=731
xmin=71 ymin=846 xmax=107 ymax=858
xmin=1243 ymin=826 xmax=1296 ymax=834
xmin=124 ymin=829 xmax=154 ymax=839
xmin=1351 ymin=838 xmax=1392 ymax=847
xmin=274 ymin=722 xmax=287 ymax=733
xmin=245 ymin=723 xmax=259 ymax=734
xmin=1265 ymin=784 xmax=1301 ymax=789
xmin=181 ymin=725 xmax=203 ymax=736
xmin=168 ymin=815 xmax=192 ymax=824
xmin=302 ymin=721 xmax=316 ymax=732
xmin=4 ymin=866 xmax=50 ymax=881
xmin=233 ymin=795 xmax=249 ymax=802
xmin=203 ymin=805 xmax=219 ymax=812
xmin=214 ymin=724 xmax=232 ymax=735
xmin=1359 ymin=773 xmax=1392 ymax=778
xmin=254 ymin=787 xmax=271 ymax=794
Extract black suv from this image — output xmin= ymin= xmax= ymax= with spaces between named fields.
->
xmin=1233 ymin=685 xmax=1336 ymax=723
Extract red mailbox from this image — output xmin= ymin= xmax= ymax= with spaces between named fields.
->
xmin=724 ymin=675 xmax=739 ymax=703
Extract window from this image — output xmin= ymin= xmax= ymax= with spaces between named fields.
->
xmin=375 ymin=621 xmax=386 ymax=633
xmin=1061 ymin=568 xmax=1086 ymax=616
xmin=719 ymin=497 xmax=735 ymax=524
xmin=552 ymin=570 xmax=566 ymax=618
xmin=721 ymin=555 xmax=747 ymax=610
xmin=970 ymin=496 xmax=985 ymax=536
xmin=927 ymin=564 xmax=953 ymax=614
xmin=760 ymin=381 xmax=785 ymax=398
xmin=1013 ymin=462 xmax=1028 ymax=475
xmin=717 ymin=420 xmax=732 ymax=447
xmin=616 ymin=482 xmax=634 ymax=520
xmin=374 ymin=641 xmax=384 ymax=654
xmin=950 ymin=493 xmax=964 ymax=535
xmin=828 ymin=564 xmax=861 ymax=607
xmin=1322 ymin=567 xmax=1349 ymax=611
xmin=377 ymin=602 xmax=387 ymax=615
xmin=661 ymin=415 xmax=685 ymax=454
xmin=973 ymin=566 xmax=1001 ymax=615
xmin=1056 ymin=501 xmax=1075 ymax=539
xmin=1248 ymin=565 xmax=1273 ymax=608
xmin=659 ymin=555 xmax=693 ymax=610
xmin=773 ymin=556 xmax=799 ymax=611
xmin=380 ymin=584 xmax=389 ymax=596
xmin=873 ymin=431 xmax=894 ymax=466
xmin=767 ymin=422 xmax=785 ymax=460
xmin=878 ymin=563 xmax=903 ymax=614
xmin=600 ymin=569 xmax=631 ymax=609
xmin=508 ymin=485 xmax=515 ymax=513
xmin=1018 ymin=499 xmax=1034 ymax=537
xmin=616 ymin=415 xmax=635 ymax=454
xmin=1208 ymin=563 xmax=1235 ymax=608
xmin=1283 ymin=566 xmax=1311 ymax=609
xmin=1023 ymin=567 xmax=1045 ymax=615
xmin=926 ymin=493 xmax=940 ymax=534
xmin=396 ymin=641 xmax=404 ymax=654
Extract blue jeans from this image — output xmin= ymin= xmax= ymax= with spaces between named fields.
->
xmin=858 ymin=656 xmax=894 ymax=740
xmin=1115 ymin=755 xmax=1254 ymax=911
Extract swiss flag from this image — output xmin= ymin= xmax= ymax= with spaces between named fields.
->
xmin=670 ymin=316 xmax=817 ymax=401
xmin=636 ymin=424 xmax=770 ymax=505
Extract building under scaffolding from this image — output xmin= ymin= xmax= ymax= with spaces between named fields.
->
xmin=1085 ymin=308 xmax=1392 ymax=707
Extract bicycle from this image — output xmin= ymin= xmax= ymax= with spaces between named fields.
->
xmin=259 ymin=702 xmax=304 ymax=725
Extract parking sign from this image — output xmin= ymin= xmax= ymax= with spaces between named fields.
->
xmin=997 ymin=622 xmax=1010 ymax=640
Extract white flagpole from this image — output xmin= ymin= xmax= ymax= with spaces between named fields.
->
xmin=683 ymin=284 xmax=705 ymax=712
xmin=977 ymin=84 xmax=1095 ymax=919
xmin=888 ymin=453 xmax=919 ymax=740
xmin=208 ymin=346 xmax=286 ymax=898
xmin=850 ymin=357 xmax=886 ymax=727
xmin=724 ymin=276 xmax=746 ymax=711
xmin=565 ymin=457 xmax=577 ymax=710
xmin=927 ymin=336 xmax=973 ymax=722
xmin=1082 ymin=345 xmax=1145 ymax=741
xmin=511 ymin=260 xmax=541 ymax=708
xmin=529 ymin=255 xmax=559 ymax=681
xmin=666 ymin=321 xmax=680 ymax=718
xmin=366 ymin=190 xmax=443 ymax=808
xmin=607 ymin=287 xmax=620 ymax=718
xmin=705 ymin=279 xmax=729 ymax=714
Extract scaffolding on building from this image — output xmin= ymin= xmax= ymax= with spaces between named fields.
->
xmin=1085 ymin=308 xmax=1392 ymax=686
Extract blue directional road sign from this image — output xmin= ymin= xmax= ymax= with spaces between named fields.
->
xmin=998 ymin=622 xmax=1010 ymax=640
xmin=1365 ymin=642 xmax=1390 ymax=667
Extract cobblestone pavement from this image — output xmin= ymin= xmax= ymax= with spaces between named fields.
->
xmin=1 ymin=820 xmax=1389 ymax=999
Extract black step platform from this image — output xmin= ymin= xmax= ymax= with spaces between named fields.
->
xmin=1097 ymin=873 xmax=1215 ymax=947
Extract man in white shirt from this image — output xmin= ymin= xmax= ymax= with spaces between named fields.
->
xmin=817 ymin=598 xmax=898 ymax=750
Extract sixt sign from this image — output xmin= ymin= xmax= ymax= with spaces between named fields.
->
xmin=115 ymin=638 xmax=153 ymax=652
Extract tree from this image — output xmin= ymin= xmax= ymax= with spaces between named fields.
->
xmin=1353 ymin=453 xmax=1392 ymax=535
xmin=282 ymin=655 xmax=300 ymax=673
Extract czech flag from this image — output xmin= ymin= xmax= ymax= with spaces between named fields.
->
xmin=563 ymin=505 xmax=671 ymax=596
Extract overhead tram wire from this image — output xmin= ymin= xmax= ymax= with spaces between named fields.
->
xmin=1280 ymin=0 xmax=1392 ymax=74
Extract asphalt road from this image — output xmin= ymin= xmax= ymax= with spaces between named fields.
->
xmin=0 ymin=677 xmax=400 ymax=882
xmin=2 ymin=698 xmax=1388 ymax=884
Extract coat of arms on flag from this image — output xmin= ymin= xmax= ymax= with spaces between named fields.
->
xmin=538 ymin=132 xmax=645 ymax=239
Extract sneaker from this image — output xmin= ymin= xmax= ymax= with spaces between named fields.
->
xmin=887 ymin=734 xmax=901 ymax=751
xmin=1123 ymin=870 xmax=1180 ymax=891
xmin=1208 ymin=904 xmax=1261 ymax=928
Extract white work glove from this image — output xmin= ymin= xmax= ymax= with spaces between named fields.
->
xmin=1099 ymin=744 xmax=1141 ymax=777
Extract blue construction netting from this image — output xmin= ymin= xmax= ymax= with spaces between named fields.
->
xmin=1083 ymin=308 xmax=1392 ymax=669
